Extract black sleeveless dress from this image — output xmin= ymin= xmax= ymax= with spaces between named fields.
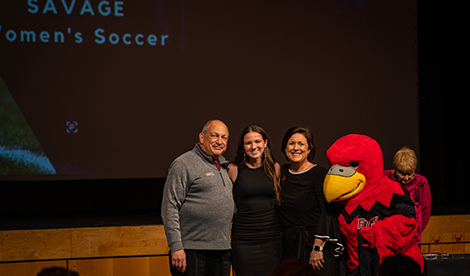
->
xmin=231 ymin=164 xmax=283 ymax=276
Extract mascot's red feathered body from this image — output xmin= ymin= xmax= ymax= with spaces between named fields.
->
xmin=323 ymin=134 xmax=424 ymax=276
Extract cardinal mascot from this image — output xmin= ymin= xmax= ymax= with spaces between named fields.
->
xmin=323 ymin=134 xmax=425 ymax=276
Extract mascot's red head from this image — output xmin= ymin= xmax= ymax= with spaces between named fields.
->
xmin=324 ymin=134 xmax=403 ymax=211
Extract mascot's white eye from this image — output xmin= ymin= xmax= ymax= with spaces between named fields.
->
xmin=328 ymin=164 xmax=358 ymax=177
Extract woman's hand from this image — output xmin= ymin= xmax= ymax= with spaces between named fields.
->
xmin=309 ymin=249 xmax=325 ymax=270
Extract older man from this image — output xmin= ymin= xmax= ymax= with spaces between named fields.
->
xmin=161 ymin=119 xmax=234 ymax=276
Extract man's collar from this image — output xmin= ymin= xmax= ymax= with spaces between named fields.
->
xmin=194 ymin=143 xmax=229 ymax=166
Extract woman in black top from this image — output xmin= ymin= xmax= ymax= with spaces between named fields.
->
xmin=277 ymin=126 xmax=342 ymax=276
xmin=228 ymin=125 xmax=282 ymax=276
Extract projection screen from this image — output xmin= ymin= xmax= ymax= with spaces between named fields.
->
xmin=0 ymin=0 xmax=418 ymax=180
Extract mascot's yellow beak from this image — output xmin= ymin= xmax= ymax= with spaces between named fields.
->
xmin=323 ymin=164 xmax=366 ymax=203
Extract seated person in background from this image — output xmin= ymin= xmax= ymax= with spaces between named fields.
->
xmin=377 ymin=255 xmax=421 ymax=276
xmin=384 ymin=147 xmax=431 ymax=245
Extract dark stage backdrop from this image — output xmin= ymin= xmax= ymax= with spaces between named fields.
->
xmin=0 ymin=0 xmax=419 ymax=181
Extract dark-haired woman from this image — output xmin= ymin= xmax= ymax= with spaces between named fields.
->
xmin=228 ymin=125 xmax=283 ymax=276
xmin=277 ymin=126 xmax=342 ymax=276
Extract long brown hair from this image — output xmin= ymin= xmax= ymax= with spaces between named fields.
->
xmin=233 ymin=125 xmax=281 ymax=205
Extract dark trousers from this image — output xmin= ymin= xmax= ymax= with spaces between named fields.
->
xmin=169 ymin=249 xmax=231 ymax=276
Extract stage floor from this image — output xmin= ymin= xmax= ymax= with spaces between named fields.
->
xmin=427 ymin=255 xmax=470 ymax=276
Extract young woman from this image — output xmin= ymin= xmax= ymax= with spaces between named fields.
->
xmin=228 ymin=125 xmax=282 ymax=276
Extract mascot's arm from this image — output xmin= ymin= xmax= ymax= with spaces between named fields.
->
xmin=359 ymin=213 xmax=416 ymax=256
xmin=360 ymin=202 xmax=416 ymax=255
xmin=359 ymin=207 xmax=424 ymax=272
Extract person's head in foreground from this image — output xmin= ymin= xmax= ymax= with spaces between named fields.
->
xmin=38 ymin=266 xmax=79 ymax=276
xmin=377 ymin=255 xmax=421 ymax=276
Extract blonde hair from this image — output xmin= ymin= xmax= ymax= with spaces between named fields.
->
xmin=392 ymin=147 xmax=417 ymax=173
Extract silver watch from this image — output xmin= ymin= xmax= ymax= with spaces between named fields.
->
xmin=313 ymin=245 xmax=323 ymax=251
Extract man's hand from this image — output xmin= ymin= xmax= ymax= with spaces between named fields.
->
xmin=171 ymin=250 xmax=187 ymax=272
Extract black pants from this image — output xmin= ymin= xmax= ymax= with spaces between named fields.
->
xmin=169 ymin=249 xmax=231 ymax=276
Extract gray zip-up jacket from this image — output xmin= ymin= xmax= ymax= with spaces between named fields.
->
xmin=161 ymin=144 xmax=234 ymax=253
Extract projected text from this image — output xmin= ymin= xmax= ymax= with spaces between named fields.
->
xmin=0 ymin=1 xmax=169 ymax=46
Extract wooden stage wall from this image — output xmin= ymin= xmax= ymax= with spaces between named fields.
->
xmin=421 ymin=214 xmax=470 ymax=255
xmin=1 ymin=215 xmax=469 ymax=276
xmin=0 ymin=225 xmax=171 ymax=276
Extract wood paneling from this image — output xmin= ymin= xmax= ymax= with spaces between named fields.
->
xmin=113 ymin=257 xmax=150 ymax=276
xmin=71 ymin=225 xmax=169 ymax=258
xmin=149 ymin=256 xmax=172 ymax=276
xmin=0 ymin=225 xmax=169 ymax=262
xmin=0 ymin=229 xmax=71 ymax=262
xmin=0 ymin=225 xmax=174 ymax=275
xmin=421 ymin=214 xmax=470 ymax=254
xmin=69 ymin=258 xmax=114 ymax=276
xmin=0 ymin=260 xmax=67 ymax=276
xmin=423 ymin=215 xmax=470 ymax=234
xmin=70 ymin=256 xmax=171 ymax=276
xmin=2 ymin=215 xmax=465 ymax=275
